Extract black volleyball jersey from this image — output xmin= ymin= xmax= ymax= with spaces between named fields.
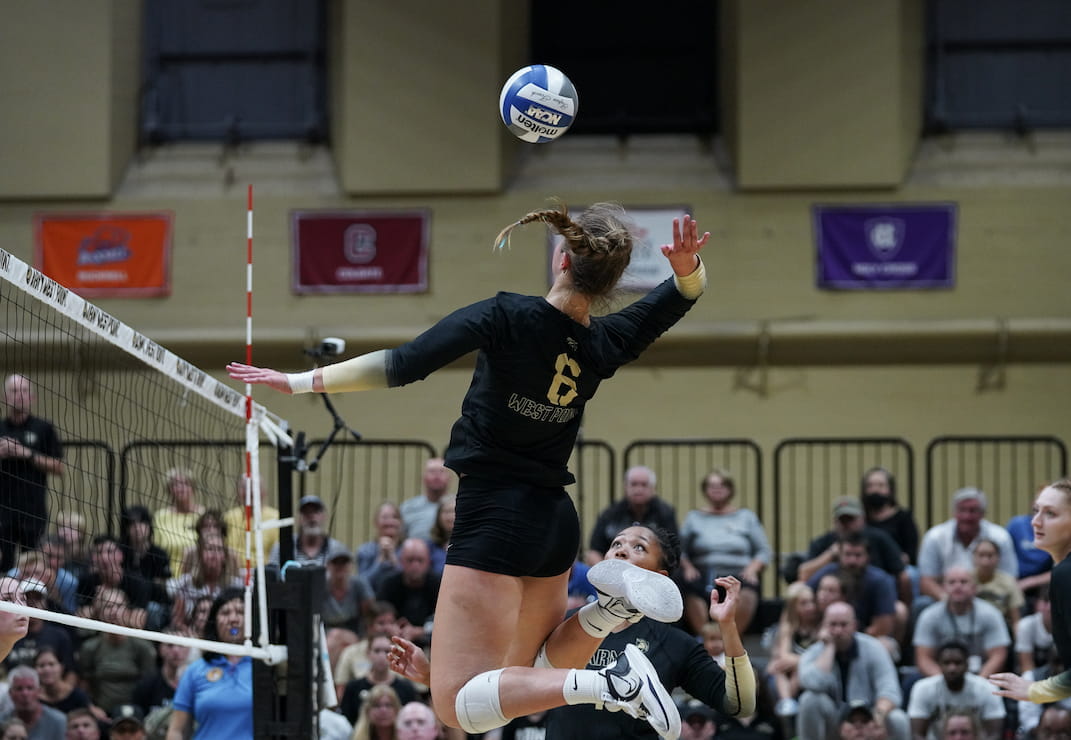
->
xmin=386 ymin=277 xmax=697 ymax=487
xmin=543 ymin=616 xmax=732 ymax=740
xmin=1047 ymin=553 xmax=1071 ymax=696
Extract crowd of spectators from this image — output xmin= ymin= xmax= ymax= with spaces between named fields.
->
xmin=2 ymin=443 xmax=1066 ymax=740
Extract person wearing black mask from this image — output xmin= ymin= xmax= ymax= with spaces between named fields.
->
xmin=861 ymin=467 xmax=920 ymax=567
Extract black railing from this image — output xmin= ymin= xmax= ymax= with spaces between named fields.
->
xmin=925 ymin=436 xmax=1069 ymax=529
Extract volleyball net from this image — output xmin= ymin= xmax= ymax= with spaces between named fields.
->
xmin=0 ymin=244 xmax=289 ymax=663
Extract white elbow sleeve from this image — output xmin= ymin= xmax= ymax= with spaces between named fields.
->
xmin=320 ymin=349 xmax=390 ymax=393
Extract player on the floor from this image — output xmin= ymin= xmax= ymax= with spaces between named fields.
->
xmin=388 ymin=525 xmax=757 ymax=740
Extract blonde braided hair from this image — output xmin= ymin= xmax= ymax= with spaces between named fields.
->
xmin=493 ymin=201 xmax=634 ymax=298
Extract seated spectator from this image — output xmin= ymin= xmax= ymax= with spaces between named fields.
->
xmin=3 ymin=580 xmax=74 ymax=675
xmin=806 ymin=530 xmax=902 ymax=658
xmin=78 ymin=588 xmax=157 ymax=713
xmin=1035 ymin=704 xmax=1071 ymax=740
xmin=322 ymin=544 xmax=374 ymax=635
xmin=861 ymin=467 xmax=920 ymax=565
xmin=267 ymin=496 xmax=348 ymax=568
xmin=339 ymin=633 xmax=418 ymax=724
xmin=117 ymin=506 xmax=171 ymax=631
xmin=935 ymin=707 xmax=984 ymax=740
xmin=814 ymin=572 xmax=848 ymax=615
xmin=333 ymin=602 xmax=403 ymax=698
xmin=75 ymin=536 xmax=150 ymax=621
xmin=765 ymin=582 xmax=820 ymax=722
xmin=9 ymin=553 xmax=62 ymax=615
xmin=395 ymin=701 xmax=444 ymax=740
xmin=0 ymin=719 xmax=27 ymax=740
xmin=53 ymin=511 xmax=91 ymax=582
xmin=796 ymin=497 xmax=910 ymax=606
xmin=63 ymin=707 xmax=99 ymax=740
xmin=0 ymin=666 xmax=66 ymax=739
xmin=918 ymin=487 xmax=1017 ymax=608
xmin=349 ymin=684 xmax=401 ymax=740
xmin=130 ymin=631 xmax=190 ymax=716
xmin=426 ymin=494 xmax=455 ymax=576
xmin=584 ymin=465 xmax=678 ymax=566
xmin=699 ymin=621 xmax=725 ymax=667
xmin=1016 ymin=586 xmax=1054 ymax=674
xmin=972 ymin=536 xmax=1024 ymax=638
xmin=324 ymin=628 xmax=358 ymax=682
xmin=797 ymin=602 xmax=909 ymax=740
xmin=905 ymin=640 xmax=1005 ymax=740
xmin=913 ymin=566 xmax=1011 ymax=679
xmin=166 ymin=532 xmax=241 ymax=631
xmin=179 ymin=510 xmax=239 ymax=576
xmin=36 ymin=538 xmax=77 ymax=615
xmin=187 ymin=595 xmax=214 ymax=639
xmin=34 ymin=647 xmax=102 ymax=719
xmin=223 ymin=476 xmax=280 ymax=561
xmin=679 ymin=468 xmax=771 ymax=635
xmin=153 ymin=467 xmax=206 ymax=577
xmin=109 ymin=705 xmax=147 ymax=740
xmin=355 ymin=502 xmax=405 ymax=592
xmin=400 ymin=457 xmax=452 ymax=542
xmin=16 ymin=541 xmax=76 ymax=614
xmin=374 ymin=539 xmax=439 ymax=648
xmin=837 ymin=701 xmax=881 ymax=740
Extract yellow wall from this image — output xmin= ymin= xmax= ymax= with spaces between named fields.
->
xmin=0 ymin=2 xmax=1068 ymax=553
xmin=729 ymin=0 xmax=923 ymax=188
xmin=330 ymin=0 xmax=528 ymax=194
xmin=0 ymin=1 xmax=140 ymax=198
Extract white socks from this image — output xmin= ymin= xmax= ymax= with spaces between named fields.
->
xmin=577 ymin=598 xmax=628 ymax=638
xmin=562 ymin=668 xmax=604 ymax=705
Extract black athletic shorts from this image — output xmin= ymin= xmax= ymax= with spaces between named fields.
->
xmin=446 ymin=476 xmax=580 ymax=578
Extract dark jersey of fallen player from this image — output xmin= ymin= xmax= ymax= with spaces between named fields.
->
xmin=543 ymin=614 xmax=735 ymax=740
xmin=386 ymin=277 xmax=697 ymax=487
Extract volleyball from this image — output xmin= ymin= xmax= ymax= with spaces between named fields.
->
xmin=498 ymin=64 xmax=579 ymax=143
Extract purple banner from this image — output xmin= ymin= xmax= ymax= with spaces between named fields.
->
xmin=814 ymin=203 xmax=957 ymax=290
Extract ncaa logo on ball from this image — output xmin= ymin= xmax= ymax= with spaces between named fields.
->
xmin=499 ymin=64 xmax=579 ymax=144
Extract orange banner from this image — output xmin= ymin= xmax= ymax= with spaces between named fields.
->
xmin=34 ymin=212 xmax=173 ymax=297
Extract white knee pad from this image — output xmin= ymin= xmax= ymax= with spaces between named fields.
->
xmin=532 ymin=642 xmax=556 ymax=669
xmin=454 ymin=669 xmax=509 ymax=734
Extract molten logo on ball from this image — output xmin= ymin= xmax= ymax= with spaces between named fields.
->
xmin=499 ymin=64 xmax=579 ymax=144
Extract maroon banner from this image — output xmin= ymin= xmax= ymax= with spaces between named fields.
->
xmin=291 ymin=210 xmax=430 ymax=294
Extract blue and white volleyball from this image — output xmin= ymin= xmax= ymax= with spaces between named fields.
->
xmin=499 ymin=64 xmax=579 ymax=143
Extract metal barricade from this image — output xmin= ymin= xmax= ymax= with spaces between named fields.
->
xmin=50 ymin=440 xmax=116 ymax=536
xmin=773 ymin=437 xmax=914 ymax=595
xmin=924 ymin=435 xmax=1069 ymax=529
xmin=305 ymin=439 xmax=438 ymax=547
xmin=571 ymin=439 xmax=617 ymax=544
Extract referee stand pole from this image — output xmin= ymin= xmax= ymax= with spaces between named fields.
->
xmin=253 ymin=564 xmax=323 ymax=738
xmin=252 ymin=434 xmax=321 ymax=738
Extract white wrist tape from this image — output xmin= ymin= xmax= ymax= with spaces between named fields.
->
xmin=286 ymin=370 xmax=316 ymax=394
xmin=674 ymin=256 xmax=707 ymax=299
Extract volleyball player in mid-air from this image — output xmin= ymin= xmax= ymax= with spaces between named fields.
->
xmin=228 ymin=203 xmax=710 ymax=740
